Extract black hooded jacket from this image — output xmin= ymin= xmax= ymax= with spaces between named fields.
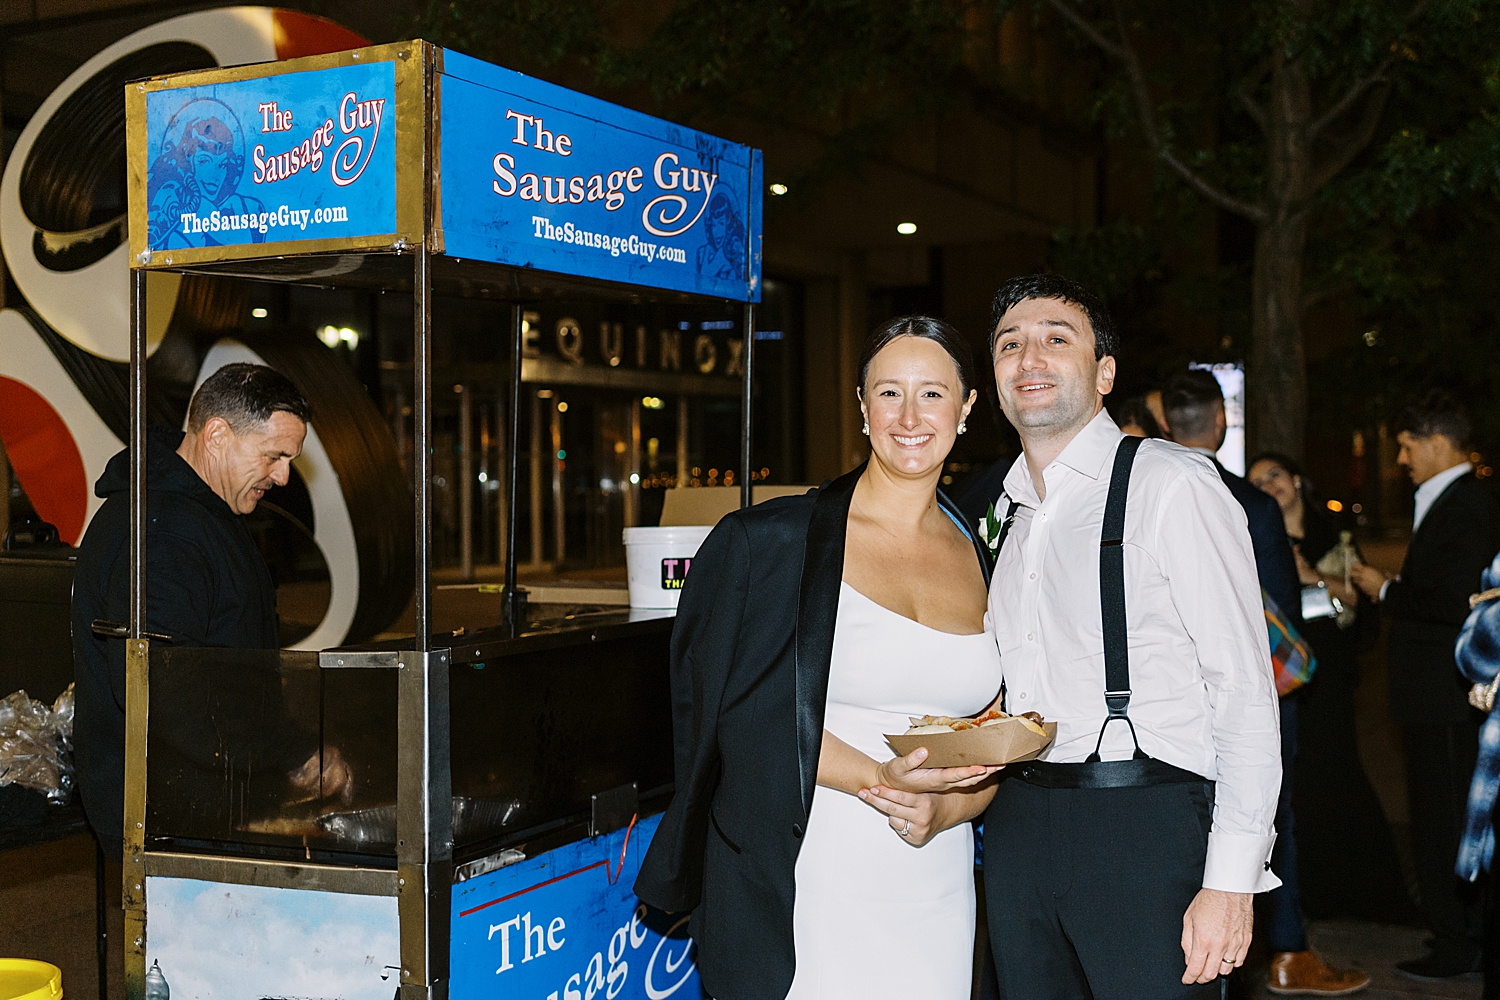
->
xmin=72 ymin=426 xmax=315 ymax=855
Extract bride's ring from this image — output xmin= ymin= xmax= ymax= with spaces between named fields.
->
xmin=899 ymin=820 xmax=912 ymax=838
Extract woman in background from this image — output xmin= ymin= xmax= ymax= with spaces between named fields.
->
xmin=1248 ymin=452 xmax=1414 ymax=922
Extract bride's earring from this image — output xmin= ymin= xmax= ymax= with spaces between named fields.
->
xmin=958 ymin=422 xmax=967 ymax=435
xmin=862 ymin=421 xmax=870 ymax=435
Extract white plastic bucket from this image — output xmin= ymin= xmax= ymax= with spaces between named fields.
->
xmin=623 ymin=525 xmax=713 ymax=609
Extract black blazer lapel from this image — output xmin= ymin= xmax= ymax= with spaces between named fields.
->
xmin=792 ymin=468 xmax=993 ymax=817
xmin=794 ymin=464 xmax=863 ymax=816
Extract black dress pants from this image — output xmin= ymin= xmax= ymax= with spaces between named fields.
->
xmin=1404 ymin=721 xmax=1483 ymax=956
xmin=983 ymin=776 xmax=1219 ymax=1000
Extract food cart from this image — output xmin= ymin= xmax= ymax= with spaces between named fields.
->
xmin=121 ymin=39 xmax=760 ymax=1000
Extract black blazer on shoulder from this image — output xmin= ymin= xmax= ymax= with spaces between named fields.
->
xmin=634 ymin=465 xmax=990 ymax=1000
xmin=1385 ymin=472 xmax=1500 ymax=722
xmin=1213 ymin=459 xmax=1303 ymax=628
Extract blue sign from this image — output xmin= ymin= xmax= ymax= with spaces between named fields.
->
xmin=450 ymin=812 xmax=704 ymax=1000
xmin=438 ymin=53 xmax=762 ymax=302
xmin=143 ymin=61 xmax=397 ymax=252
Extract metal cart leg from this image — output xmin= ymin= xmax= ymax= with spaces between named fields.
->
xmin=123 ymin=267 xmax=148 ymax=1000
xmin=740 ymin=302 xmax=755 ymax=508
xmin=96 ymin=837 xmax=107 ymax=1000
xmin=397 ymin=226 xmax=452 ymax=1000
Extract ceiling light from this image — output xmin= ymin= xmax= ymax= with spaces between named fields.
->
xmin=897 ymin=222 xmax=917 ymax=235
xmin=769 ymin=183 xmax=788 ymax=196
xmin=251 ymin=307 xmax=268 ymax=318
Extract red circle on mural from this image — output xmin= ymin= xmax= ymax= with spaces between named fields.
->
xmin=0 ymin=376 xmax=88 ymax=546
xmin=272 ymin=11 xmax=369 ymax=60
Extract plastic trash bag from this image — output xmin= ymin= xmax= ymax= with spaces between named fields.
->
xmin=0 ymin=683 xmax=75 ymax=804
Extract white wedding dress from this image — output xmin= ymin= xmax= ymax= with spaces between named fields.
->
xmin=786 ymin=582 xmax=1003 ymax=999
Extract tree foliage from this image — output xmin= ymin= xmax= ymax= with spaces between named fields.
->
xmin=1017 ymin=0 xmax=1500 ymax=452
xmin=417 ymin=0 xmax=1500 ymax=452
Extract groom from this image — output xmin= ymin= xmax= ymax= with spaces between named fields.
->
xmin=980 ymin=275 xmax=1283 ymax=998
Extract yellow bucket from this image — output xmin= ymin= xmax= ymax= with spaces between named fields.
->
xmin=0 ymin=960 xmax=62 ymax=1000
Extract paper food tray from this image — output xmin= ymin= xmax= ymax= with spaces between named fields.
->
xmin=885 ymin=718 xmax=1057 ymax=768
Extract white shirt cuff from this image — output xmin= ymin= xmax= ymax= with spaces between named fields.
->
xmin=1203 ymin=831 xmax=1281 ymax=893
xmin=1379 ymin=579 xmax=1392 ymax=602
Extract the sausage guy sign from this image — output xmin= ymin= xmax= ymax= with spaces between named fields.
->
xmin=438 ymin=52 xmax=762 ymax=303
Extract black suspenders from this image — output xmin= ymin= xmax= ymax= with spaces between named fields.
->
xmin=1091 ymin=435 xmax=1146 ymax=762
xmin=998 ymin=435 xmax=1208 ymax=790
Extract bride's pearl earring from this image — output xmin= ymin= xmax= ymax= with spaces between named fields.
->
xmin=862 ymin=421 xmax=870 ymax=435
xmin=958 ymin=422 xmax=967 ymax=435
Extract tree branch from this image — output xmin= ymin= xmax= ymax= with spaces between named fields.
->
xmin=1307 ymin=80 xmax=1392 ymax=193
xmin=1308 ymin=0 xmax=1428 ymax=141
xmin=1040 ymin=0 xmax=1123 ymax=59
xmin=1239 ymin=60 xmax=1269 ymax=134
xmin=1307 ymin=55 xmax=1396 ymax=141
xmin=1106 ymin=0 xmax=1267 ymax=222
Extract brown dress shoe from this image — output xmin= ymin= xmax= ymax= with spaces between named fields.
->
xmin=1267 ymin=950 xmax=1371 ymax=996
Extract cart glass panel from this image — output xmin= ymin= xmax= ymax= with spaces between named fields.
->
xmin=144 ymin=646 xmax=399 ymax=859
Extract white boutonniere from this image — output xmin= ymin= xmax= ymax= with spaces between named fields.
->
xmin=979 ymin=501 xmax=1003 ymax=553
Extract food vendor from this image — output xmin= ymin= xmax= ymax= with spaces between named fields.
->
xmin=72 ymin=361 xmax=354 ymax=864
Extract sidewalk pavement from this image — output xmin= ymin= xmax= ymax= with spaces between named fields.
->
xmin=1244 ymin=920 xmax=1481 ymax=999
xmin=0 ymin=834 xmax=1482 ymax=1000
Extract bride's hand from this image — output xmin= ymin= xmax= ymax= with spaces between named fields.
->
xmin=874 ymin=746 xmax=998 ymax=793
xmin=859 ymin=785 xmax=946 ymax=846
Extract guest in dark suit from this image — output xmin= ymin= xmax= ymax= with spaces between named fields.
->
xmin=636 ymin=316 xmax=1004 ymax=1000
xmin=1353 ymin=388 xmax=1500 ymax=980
xmin=1162 ymin=369 xmax=1368 ymax=997
xmin=1162 ymin=371 xmax=1301 ymax=619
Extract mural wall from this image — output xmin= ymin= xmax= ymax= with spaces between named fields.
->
xmin=0 ymin=7 xmax=413 ymax=646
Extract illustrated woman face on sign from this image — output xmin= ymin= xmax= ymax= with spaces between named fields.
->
xmin=696 ymin=190 xmax=745 ymax=279
xmin=158 ymin=101 xmax=246 ymax=210
xmin=147 ymin=100 xmax=263 ymax=250
xmin=179 ymin=117 xmax=237 ymax=204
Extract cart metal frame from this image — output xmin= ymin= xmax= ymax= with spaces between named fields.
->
xmin=122 ymin=39 xmax=758 ymax=1000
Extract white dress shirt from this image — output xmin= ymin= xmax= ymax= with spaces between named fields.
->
xmin=989 ymin=411 xmax=1283 ymax=893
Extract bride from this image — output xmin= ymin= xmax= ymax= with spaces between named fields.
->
xmin=636 ymin=315 xmax=1003 ymax=1000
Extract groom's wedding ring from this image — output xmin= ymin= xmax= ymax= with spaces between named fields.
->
xmin=899 ymin=820 xmax=912 ymax=837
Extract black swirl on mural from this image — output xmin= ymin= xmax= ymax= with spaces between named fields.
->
xmin=19 ymin=43 xmax=214 ymax=272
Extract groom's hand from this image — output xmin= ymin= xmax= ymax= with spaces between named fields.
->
xmin=1181 ymin=888 xmax=1252 ymax=984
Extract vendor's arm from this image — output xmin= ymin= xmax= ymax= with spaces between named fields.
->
xmin=103 ymin=526 xmax=217 ymax=647
xmin=130 ymin=526 xmax=341 ymax=795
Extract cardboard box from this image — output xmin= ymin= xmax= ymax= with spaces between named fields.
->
xmin=658 ymin=485 xmax=811 ymax=526
xmin=885 ymin=718 xmax=1057 ymax=768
